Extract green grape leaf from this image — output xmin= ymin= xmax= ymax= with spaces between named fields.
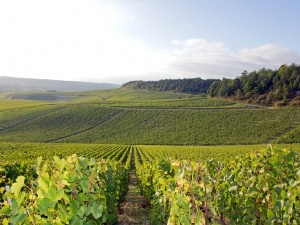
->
xmin=80 ymin=179 xmax=89 ymax=193
xmin=172 ymin=205 xmax=181 ymax=216
xmin=182 ymin=215 xmax=191 ymax=225
xmin=0 ymin=205 xmax=12 ymax=216
xmin=1 ymin=218 xmax=9 ymax=225
xmin=37 ymin=198 xmax=54 ymax=217
xmin=70 ymin=216 xmax=83 ymax=225
xmin=11 ymin=176 xmax=25 ymax=196
xmin=267 ymin=209 xmax=275 ymax=219
xmin=79 ymin=157 xmax=89 ymax=169
xmin=91 ymin=204 xmax=103 ymax=219
xmin=58 ymin=203 xmax=70 ymax=222
xmin=54 ymin=156 xmax=67 ymax=172
xmin=10 ymin=213 xmax=27 ymax=225
xmin=77 ymin=205 xmax=86 ymax=219
xmin=11 ymin=199 xmax=18 ymax=216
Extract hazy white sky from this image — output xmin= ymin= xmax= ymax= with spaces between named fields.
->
xmin=0 ymin=0 xmax=300 ymax=84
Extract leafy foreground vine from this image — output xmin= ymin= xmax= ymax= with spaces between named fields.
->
xmin=0 ymin=155 xmax=129 ymax=225
xmin=136 ymin=147 xmax=300 ymax=224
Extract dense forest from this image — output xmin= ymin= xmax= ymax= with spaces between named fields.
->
xmin=123 ymin=64 xmax=300 ymax=106
xmin=208 ymin=64 xmax=300 ymax=106
xmin=122 ymin=78 xmax=217 ymax=94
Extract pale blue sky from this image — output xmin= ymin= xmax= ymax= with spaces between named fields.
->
xmin=0 ymin=0 xmax=299 ymax=84
xmin=124 ymin=0 xmax=300 ymax=51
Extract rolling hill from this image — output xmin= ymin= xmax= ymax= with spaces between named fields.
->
xmin=0 ymin=89 xmax=299 ymax=145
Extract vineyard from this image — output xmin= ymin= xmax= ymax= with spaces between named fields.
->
xmin=0 ymin=89 xmax=300 ymax=224
xmin=135 ymin=146 xmax=300 ymax=224
xmin=1 ymin=144 xmax=300 ymax=224
xmin=1 ymin=142 xmax=300 ymax=165
xmin=0 ymin=104 xmax=300 ymax=145
xmin=0 ymin=89 xmax=300 ymax=145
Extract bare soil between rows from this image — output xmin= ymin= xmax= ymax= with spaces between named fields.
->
xmin=118 ymin=170 xmax=150 ymax=225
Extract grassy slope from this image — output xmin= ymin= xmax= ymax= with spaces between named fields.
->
xmin=0 ymin=89 xmax=299 ymax=145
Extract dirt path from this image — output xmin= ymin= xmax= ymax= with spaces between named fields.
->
xmin=118 ymin=170 xmax=151 ymax=225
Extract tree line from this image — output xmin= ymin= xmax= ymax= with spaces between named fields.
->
xmin=122 ymin=64 xmax=300 ymax=106
xmin=208 ymin=64 xmax=300 ymax=106
xmin=122 ymin=78 xmax=217 ymax=94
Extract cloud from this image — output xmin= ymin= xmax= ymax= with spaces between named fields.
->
xmin=162 ymin=38 xmax=300 ymax=78
xmin=237 ymin=44 xmax=300 ymax=65
xmin=171 ymin=38 xmax=229 ymax=60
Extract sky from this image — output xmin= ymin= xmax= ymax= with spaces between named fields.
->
xmin=0 ymin=0 xmax=300 ymax=84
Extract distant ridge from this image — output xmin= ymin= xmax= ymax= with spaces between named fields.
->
xmin=0 ymin=76 xmax=120 ymax=92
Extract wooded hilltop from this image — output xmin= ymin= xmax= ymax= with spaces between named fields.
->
xmin=122 ymin=64 xmax=300 ymax=106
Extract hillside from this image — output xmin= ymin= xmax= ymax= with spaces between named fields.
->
xmin=0 ymin=89 xmax=299 ymax=145
xmin=0 ymin=76 xmax=120 ymax=92
xmin=122 ymin=64 xmax=300 ymax=107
